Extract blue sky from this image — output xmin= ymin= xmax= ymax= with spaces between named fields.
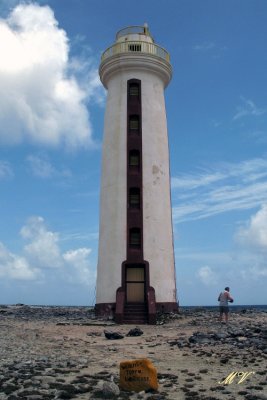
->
xmin=0 ymin=0 xmax=266 ymax=306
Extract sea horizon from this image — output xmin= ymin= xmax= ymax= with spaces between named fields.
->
xmin=1 ymin=303 xmax=266 ymax=311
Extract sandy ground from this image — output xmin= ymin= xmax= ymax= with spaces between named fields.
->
xmin=0 ymin=307 xmax=266 ymax=399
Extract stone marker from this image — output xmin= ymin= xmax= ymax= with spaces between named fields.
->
xmin=120 ymin=358 xmax=158 ymax=392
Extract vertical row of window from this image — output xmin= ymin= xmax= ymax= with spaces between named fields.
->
xmin=128 ymin=81 xmax=141 ymax=249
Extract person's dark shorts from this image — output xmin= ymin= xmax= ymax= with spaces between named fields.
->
xmin=220 ymin=306 xmax=229 ymax=314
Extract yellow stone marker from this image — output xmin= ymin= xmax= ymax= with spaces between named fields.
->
xmin=120 ymin=358 xmax=158 ymax=392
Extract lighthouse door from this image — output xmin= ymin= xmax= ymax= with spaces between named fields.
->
xmin=126 ymin=266 xmax=145 ymax=302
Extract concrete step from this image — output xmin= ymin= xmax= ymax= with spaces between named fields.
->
xmin=123 ymin=302 xmax=148 ymax=324
xmin=123 ymin=320 xmax=148 ymax=324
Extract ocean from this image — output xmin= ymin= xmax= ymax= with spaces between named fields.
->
xmin=180 ymin=305 xmax=267 ymax=312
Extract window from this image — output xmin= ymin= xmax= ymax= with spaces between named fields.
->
xmin=129 ymin=83 xmax=139 ymax=97
xmin=129 ymin=115 xmax=139 ymax=131
xmin=129 ymin=188 xmax=140 ymax=209
xmin=129 ymin=150 xmax=140 ymax=168
xmin=128 ymin=44 xmax=141 ymax=52
xmin=129 ymin=228 xmax=141 ymax=248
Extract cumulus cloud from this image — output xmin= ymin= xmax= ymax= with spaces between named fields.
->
xmin=235 ymin=205 xmax=267 ymax=252
xmin=232 ymin=206 xmax=267 ymax=283
xmin=21 ymin=216 xmax=63 ymax=269
xmin=0 ymin=3 xmax=103 ymax=149
xmin=0 ymin=216 xmax=94 ymax=288
xmin=0 ymin=242 xmax=40 ymax=280
xmin=63 ymin=248 xmax=96 ymax=285
xmin=197 ymin=266 xmax=218 ymax=286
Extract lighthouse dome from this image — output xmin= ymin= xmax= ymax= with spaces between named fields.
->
xmin=116 ymin=25 xmax=154 ymax=44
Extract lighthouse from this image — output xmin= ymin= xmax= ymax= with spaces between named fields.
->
xmin=96 ymin=25 xmax=178 ymax=324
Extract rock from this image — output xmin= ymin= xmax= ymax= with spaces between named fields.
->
xmin=104 ymin=330 xmax=124 ymax=340
xmin=213 ymin=333 xmax=228 ymax=340
xmin=237 ymin=336 xmax=247 ymax=342
xmin=229 ymin=329 xmax=244 ymax=337
xmin=220 ymin=358 xmax=229 ymax=364
xmin=127 ymin=327 xmax=144 ymax=337
xmin=102 ymin=381 xmax=120 ymax=397
xmin=188 ymin=332 xmax=212 ymax=345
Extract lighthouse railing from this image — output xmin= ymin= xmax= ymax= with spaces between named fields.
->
xmin=101 ymin=41 xmax=170 ymax=63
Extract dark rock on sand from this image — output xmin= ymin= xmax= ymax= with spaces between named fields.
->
xmin=126 ymin=327 xmax=144 ymax=337
xmin=104 ymin=330 xmax=124 ymax=340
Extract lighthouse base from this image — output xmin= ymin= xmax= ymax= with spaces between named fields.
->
xmin=156 ymin=302 xmax=179 ymax=313
xmin=95 ymin=300 xmax=179 ymax=324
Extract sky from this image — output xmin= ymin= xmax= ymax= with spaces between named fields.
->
xmin=0 ymin=0 xmax=266 ymax=307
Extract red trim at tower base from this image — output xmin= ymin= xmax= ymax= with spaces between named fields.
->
xmin=95 ymin=303 xmax=116 ymax=318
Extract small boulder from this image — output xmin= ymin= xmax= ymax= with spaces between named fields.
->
xmin=126 ymin=327 xmax=144 ymax=337
xmin=102 ymin=381 xmax=120 ymax=398
xmin=104 ymin=330 xmax=124 ymax=340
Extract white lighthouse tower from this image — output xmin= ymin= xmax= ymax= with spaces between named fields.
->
xmin=96 ymin=25 xmax=178 ymax=324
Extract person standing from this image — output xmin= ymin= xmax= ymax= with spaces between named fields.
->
xmin=218 ymin=287 xmax=234 ymax=323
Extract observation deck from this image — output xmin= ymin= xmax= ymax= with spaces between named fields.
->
xmin=101 ymin=25 xmax=170 ymax=64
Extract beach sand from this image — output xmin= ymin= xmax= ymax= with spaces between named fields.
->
xmin=0 ymin=306 xmax=266 ymax=399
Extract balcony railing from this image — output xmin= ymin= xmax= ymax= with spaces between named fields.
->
xmin=101 ymin=41 xmax=170 ymax=63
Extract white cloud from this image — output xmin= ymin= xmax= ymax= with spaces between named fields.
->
xmin=232 ymin=206 xmax=267 ymax=283
xmin=171 ymin=171 xmax=224 ymax=190
xmin=192 ymin=42 xmax=227 ymax=58
xmin=26 ymin=154 xmax=71 ymax=178
xmin=61 ymin=231 xmax=99 ymax=242
xmin=233 ymin=97 xmax=266 ymax=120
xmin=0 ymin=242 xmax=40 ymax=280
xmin=21 ymin=216 xmax=63 ymax=269
xmin=235 ymin=205 xmax=267 ymax=252
xmin=0 ymin=216 xmax=95 ymax=288
xmin=240 ymin=264 xmax=267 ymax=283
xmin=63 ymin=248 xmax=96 ymax=285
xmin=0 ymin=160 xmax=13 ymax=179
xmin=0 ymin=3 xmax=103 ymax=149
xmin=172 ymin=158 xmax=267 ymax=222
xmin=247 ymin=266 xmax=267 ymax=279
xmin=193 ymin=42 xmax=215 ymax=51
xmin=197 ymin=266 xmax=218 ymax=286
